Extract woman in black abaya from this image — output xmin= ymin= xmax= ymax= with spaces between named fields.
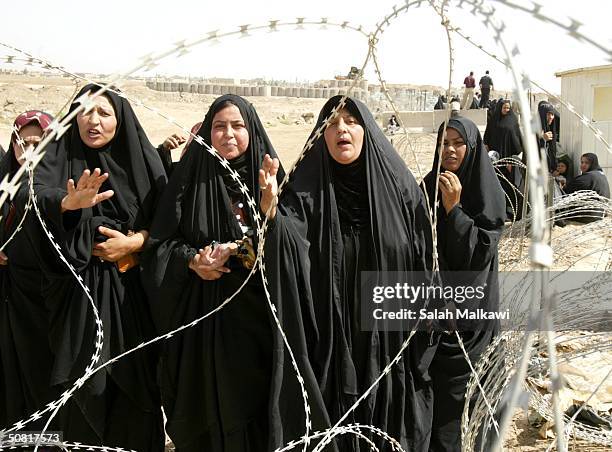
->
xmin=0 ymin=111 xmax=62 ymax=430
xmin=483 ymin=99 xmax=524 ymax=220
xmin=422 ymin=117 xmax=505 ymax=451
xmin=141 ymin=94 xmax=284 ymax=451
xmin=564 ymin=152 xmax=610 ymax=222
xmin=538 ymin=101 xmax=560 ymax=173
xmin=260 ymin=95 xmax=433 ymax=451
xmin=33 ymin=84 xmax=166 ymax=450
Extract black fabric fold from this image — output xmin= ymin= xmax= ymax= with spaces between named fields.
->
xmin=31 ymin=84 xmax=166 ymax=449
xmin=421 ymin=116 xmax=505 ymax=450
xmin=140 ymin=94 xmax=285 ymax=450
xmin=0 ymin=140 xmax=64 ymax=431
xmin=265 ymin=95 xmax=434 ymax=451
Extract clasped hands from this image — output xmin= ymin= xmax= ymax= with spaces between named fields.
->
xmin=189 ymin=243 xmax=238 ymax=280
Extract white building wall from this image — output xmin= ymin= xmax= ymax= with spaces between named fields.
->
xmin=557 ymin=66 xmax=612 ymax=185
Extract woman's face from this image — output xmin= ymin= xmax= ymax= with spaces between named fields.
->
xmin=210 ymin=104 xmax=249 ymax=160
xmin=76 ymin=94 xmax=118 ymax=149
xmin=580 ymin=156 xmax=591 ymax=173
xmin=324 ymin=108 xmax=364 ymax=165
xmin=501 ymin=102 xmax=511 ymax=115
xmin=556 ymin=162 xmax=568 ymax=175
xmin=441 ymin=127 xmax=467 ymax=172
xmin=546 ymin=111 xmax=555 ymax=125
xmin=12 ymin=123 xmax=44 ymax=166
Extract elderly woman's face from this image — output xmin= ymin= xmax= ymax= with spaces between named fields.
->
xmin=501 ymin=102 xmax=511 ymax=115
xmin=546 ymin=111 xmax=555 ymax=125
xmin=12 ymin=123 xmax=44 ymax=166
xmin=441 ymin=127 xmax=467 ymax=172
xmin=211 ymin=104 xmax=249 ymax=160
xmin=77 ymin=94 xmax=117 ymax=149
xmin=324 ymin=108 xmax=364 ymax=165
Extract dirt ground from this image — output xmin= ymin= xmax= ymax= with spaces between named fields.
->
xmin=1 ymin=74 xmax=610 ymax=452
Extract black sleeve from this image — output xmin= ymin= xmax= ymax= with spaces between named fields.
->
xmin=564 ymin=174 xmax=592 ymax=194
xmin=483 ymin=124 xmax=493 ymax=146
xmin=264 ymin=196 xmax=335 ymax=450
xmin=443 ymin=204 xmax=502 ymax=272
xmin=156 ymin=144 xmax=174 ymax=177
xmin=140 ymin=153 xmax=205 ymax=333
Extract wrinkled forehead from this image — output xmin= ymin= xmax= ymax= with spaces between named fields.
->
xmin=74 ymin=90 xmax=117 ymax=114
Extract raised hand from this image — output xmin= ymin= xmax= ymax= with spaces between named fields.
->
xmin=61 ymin=168 xmax=114 ymax=212
xmin=259 ymin=154 xmax=280 ymax=219
xmin=439 ymin=171 xmax=462 ymax=214
xmin=162 ymin=133 xmax=187 ymax=151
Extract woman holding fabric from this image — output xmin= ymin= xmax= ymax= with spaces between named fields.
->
xmin=421 ymin=117 xmax=505 ymax=451
xmin=141 ymin=94 xmax=284 ymax=451
xmin=33 ymin=84 xmax=166 ymax=450
xmin=260 ymin=95 xmax=433 ymax=451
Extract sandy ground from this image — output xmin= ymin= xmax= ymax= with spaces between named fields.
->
xmin=0 ymin=74 xmax=328 ymax=167
xmin=2 ymin=74 xmax=610 ymax=451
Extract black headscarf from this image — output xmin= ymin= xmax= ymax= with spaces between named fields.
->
xmin=31 ymin=85 xmax=167 ymax=443
xmin=265 ymin=95 xmax=433 ymax=450
xmin=140 ymin=95 xmax=285 ymax=448
xmin=434 ymin=95 xmax=447 ymax=110
xmin=483 ymin=99 xmax=523 ymax=159
xmin=538 ymin=101 xmax=560 ymax=172
xmin=69 ymin=84 xmax=166 ymax=232
xmin=142 ymin=94 xmax=285 ymax=332
xmin=564 ymin=152 xmax=610 ymax=218
xmin=565 ymin=152 xmax=609 ymax=197
xmin=582 ymin=152 xmax=603 ymax=173
xmin=421 ymin=118 xmax=505 ymax=451
xmin=34 ymin=84 xmax=167 ymax=262
xmin=425 ymin=117 xmax=506 ymax=232
xmin=538 ymin=101 xmax=560 ymax=140
xmin=556 ymin=153 xmax=573 ymax=183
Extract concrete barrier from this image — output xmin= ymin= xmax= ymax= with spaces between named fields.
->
xmin=380 ymin=109 xmax=488 ymax=133
xmin=271 ymin=86 xmax=278 ymax=96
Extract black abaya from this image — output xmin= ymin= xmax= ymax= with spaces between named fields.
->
xmin=483 ymin=101 xmax=524 ymax=220
xmin=140 ymin=95 xmax=285 ymax=451
xmin=422 ymin=117 xmax=506 ymax=451
xmin=0 ymin=146 xmax=64 ymax=431
xmin=32 ymin=84 xmax=166 ymax=450
xmin=564 ymin=153 xmax=610 ymax=222
xmin=265 ymin=95 xmax=433 ymax=451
